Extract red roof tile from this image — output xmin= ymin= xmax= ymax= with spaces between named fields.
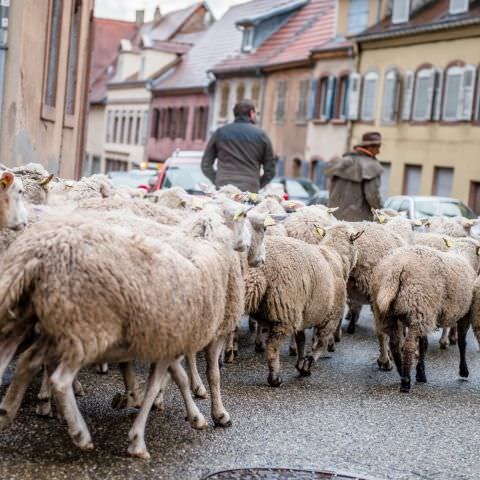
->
xmin=90 ymin=18 xmax=138 ymax=103
xmin=212 ymin=0 xmax=336 ymax=74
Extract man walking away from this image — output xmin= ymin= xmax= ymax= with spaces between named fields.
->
xmin=201 ymin=100 xmax=276 ymax=193
xmin=325 ymin=131 xmax=384 ymax=221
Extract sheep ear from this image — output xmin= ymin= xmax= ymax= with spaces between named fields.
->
xmin=476 ymin=246 xmax=480 ymax=257
xmin=350 ymin=230 xmax=365 ymax=243
xmin=37 ymin=173 xmax=54 ymax=188
xmin=314 ymin=225 xmax=326 ymax=238
xmin=378 ymin=214 xmax=386 ymax=224
xmin=327 ymin=207 xmax=339 ymax=214
xmin=233 ymin=209 xmax=246 ymax=221
xmin=0 ymin=171 xmax=14 ymax=190
xmin=263 ymin=215 xmax=276 ymax=227
xmin=443 ymin=238 xmax=453 ymax=248
xmin=413 ymin=219 xmax=423 ymax=227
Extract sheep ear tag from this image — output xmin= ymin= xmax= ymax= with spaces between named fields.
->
xmin=378 ymin=215 xmax=386 ymax=224
xmin=264 ymin=215 xmax=276 ymax=227
xmin=476 ymin=246 xmax=480 ymax=256
xmin=249 ymin=192 xmax=257 ymax=203
xmin=192 ymin=198 xmax=203 ymax=210
xmin=314 ymin=225 xmax=325 ymax=238
xmin=233 ymin=209 xmax=246 ymax=221
xmin=0 ymin=171 xmax=14 ymax=190
xmin=443 ymin=238 xmax=453 ymax=248
xmin=414 ymin=219 xmax=423 ymax=227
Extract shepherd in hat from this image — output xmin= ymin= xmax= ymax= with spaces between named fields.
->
xmin=325 ymin=131 xmax=384 ymax=222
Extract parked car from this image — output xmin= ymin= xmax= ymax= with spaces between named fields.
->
xmin=108 ymin=169 xmax=160 ymax=192
xmin=384 ymin=195 xmax=477 ymax=219
xmin=157 ymin=150 xmax=213 ymax=195
xmin=267 ymin=176 xmax=329 ymax=206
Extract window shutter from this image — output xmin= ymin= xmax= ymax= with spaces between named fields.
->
xmin=348 ymin=72 xmax=361 ymax=120
xmin=401 ymin=70 xmax=414 ymax=121
xmin=432 ymin=69 xmax=443 ymax=121
xmin=382 ymin=70 xmax=397 ymax=123
xmin=308 ymin=79 xmax=318 ymax=120
xmin=392 ymin=0 xmax=411 ymax=24
xmin=361 ymin=72 xmax=378 ymax=121
xmin=324 ymin=76 xmax=336 ymax=120
xmin=412 ymin=69 xmax=434 ymax=121
xmin=449 ymin=0 xmax=469 ymax=14
xmin=459 ymin=65 xmax=476 ymax=120
xmin=475 ymin=72 xmax=480 ymax=121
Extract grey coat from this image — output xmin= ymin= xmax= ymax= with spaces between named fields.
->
xmin=325 ymin=151 xmax=383 ymax=222
xmin=201 ymin=116 xmax=276 ymax=193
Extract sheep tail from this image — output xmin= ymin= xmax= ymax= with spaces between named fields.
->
xmin=244 ymin=268 xmax=267 ymax=314
xmin=374 ymin=265 xmax=405 ymax=318
xmin=0 ymin=257 xmax=40 ymax=330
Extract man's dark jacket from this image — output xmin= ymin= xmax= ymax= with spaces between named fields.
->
xmin=325 ymin=151 xmax=383 ymax=221
xmin=201 ymin=116 xmax=276 ymax=193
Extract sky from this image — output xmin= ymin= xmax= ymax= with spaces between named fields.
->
xmin=94 ymin=0 xmax=251 ymax=21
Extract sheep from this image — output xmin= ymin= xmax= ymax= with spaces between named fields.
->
xmin=0 ymin=170 xmax=28 ymax=230
xmin=146 ymin=186 xmax=192 ymax=209
xmin=371 ymin=209 xmax=416 ymax=245
xmin=11 ymin=163 xmax=53 ymax=205
xmin=423 ymin=216 xmax=469 ymax=238
xmin=244 ymin=223 xmax=363 ymax=387
xmin=48 ymin=174 xmax=115 ymax=205
xmin=371 ymin=238 xmax=480 ymax=393
xmin=0 ymin=201 xmax=259 ymax=458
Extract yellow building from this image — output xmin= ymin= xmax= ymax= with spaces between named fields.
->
xmin=351 ymin=0 xmax=480 ymax=210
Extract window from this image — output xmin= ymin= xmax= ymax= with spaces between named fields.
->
xmin=167 ymin=108 xmax=176 ymax=140
xmin=469 ymin=182 xmax=480 ymax=214
xmin=193 ymin=106 xmax=208 ymax=141
xmin=113 ymin=112 xmax=119 ymax=143
xmin=141 ymin=111 xmax=149 ymax=145
xmin=314 ymin=77 xmax=328 ymax=119
xmin=65 ymin=0 xmax=82 ymax=117
xmin=252 ymin=81 xmax=261 ymax=106
xmin=219 ymin=83 xmax=230 ymax=118
xmin=401 ymin=71 xmax=414 ymax=121
xmin=433 ymin=167 xmax=454 ymax=197
xmin=134 ymin=112 xmax=141 ymax=144
xmin=392 ymin=0 xmax=410 ymax=24
xmin=347 ymin=0 xmax=369 ymax=34
xmin=242 ymin=26 xmax=254 ymax=52
xmin=120 ymin=114 xmax=126 ymax=143
xmin=179 ymin=107 xmax=189 ymax=139
xmin=106 ymin=158 xmax=128 ymax=173
xmin=449 ymin=0 xmax=469 ymax=14
xmin=360 ymin=71 xmax=378 ymax=121
xmin=92 ymin=155 xmax=101 ymax=175
xmin=403 ymin=165 xmax=422 ymax=195
xmin=106 ymin=111 xmax=113 ymax=142
xmin=236 ymin=82 xmax=245 ymax=103
xmin=297 ymin=80 xmax=310 ymax=122
xmin=432 ymin=69 xmax=443 ymax=121
xmin=275 ymin=80 xmax=287 ymax=122
xmin=412 ymin=68 xmax=434 ymax=121
xmin=380 ymin=162 xmax=391 ymax=200
xmin=475 ymin=72 xmax=480 ymax=122
xmin=348 ymin=72 xmax=362 ymax=120
xmin=381 ymin=70 xmax=400 ymax=123
xmin=127 ymin=113 xmax=134 ymax=144
xmin=443 ymin=65 xmax=476 ymax=122
xmin=151 ymin=108 xmax=160 ymax=139
xmin=333 ymin=75 xmax=349 ymax=120
xmin=44 ymin=0 xmax=63 ymax=109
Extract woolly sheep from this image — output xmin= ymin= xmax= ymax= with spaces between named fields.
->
xmin=372 ymin=238 xmax=480 ymax=393
xmin=0 ymin=171 xmax=28 ymax=230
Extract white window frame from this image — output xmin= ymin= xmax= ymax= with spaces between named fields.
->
xmin=381 ymin=69 xmax=400 ymax=124
xmin=392 ymin=0 xmax=411 ymax=24
xmin=443 ymin=66 xmax=464 ymax=122
xmin=242 ymin=26 xmax=254 ymax=52
xmin=449 ymin=0 xmax=469 ymax=15
xmin=360 ymin=71 xmax=378 ymax=122
xmin=401 ymin=70 xmax=414 ymax=121
xmin=347 ymin=0 xmax=369 ymax=34
xmin=412 ymin=68 xmax=435 ymax=122
xmin=348 ymin=72 xmax=362 ymax=120
xmin=474 ymin=69 xmax=480 ymax=122
xmin=459 ymin=64 xmax=477 ymax=121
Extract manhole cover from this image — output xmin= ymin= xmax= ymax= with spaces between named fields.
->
xmin=204 ymin=468 xmax=370 ymax=480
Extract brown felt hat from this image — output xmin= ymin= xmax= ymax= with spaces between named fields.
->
xmin=355 ymin=131 xmax=382 ymax=147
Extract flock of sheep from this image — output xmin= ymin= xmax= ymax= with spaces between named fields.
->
xmin=0 ymin=162 xmax=479 ymax=459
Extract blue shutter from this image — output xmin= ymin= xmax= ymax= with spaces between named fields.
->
xmin=315 ymin=161 xmax=327 ymax=189
xmin=325 ymin=76 xmax=336 ymax=120
xmin=302 ymin=160 xmax=309 ymax=178
xmin=308 ymin=79 xmax=318 ymax=120
xmin=277 ymin=156 xmax=285 ymax=176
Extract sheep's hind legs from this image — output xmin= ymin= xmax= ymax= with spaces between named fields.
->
xmin=186 ymin=353 xmax=208 ymax=399
xmin=265 ymin=326 xmax=285 ymax=387
xmin=457 ymin=315 xmax=470 ymax=378
xmin=416 ymin=336 xmax=428 ymax=383
xmin=296 ymin=333 xmax=329 ymax=377
xmin=400 ymin=327 xmax=418 ymax=393
xmin=111 ymin=362 xmax=144 ymax=410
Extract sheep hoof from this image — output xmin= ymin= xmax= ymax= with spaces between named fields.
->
xmin=327 ymin=342 xmax=335 ymax=353
xmin=72 ymin=430 xmax=94 ymax=450
xmin=400 ymin=378 xmax=411 ymax=393
xmin=128 ymin=446 xmax=151 ymax=460
xmin=334 ymin=333 xmax=341 ymax=343
xmin=377 ymin=358 xmax=393 ymax=371
xmin=255 ymin=343 xmax=265 ymax=353
xmin=449 ymin=338 xmax=457 ymax=346
xmin=296 ymin=356 xmax=313 ymax=377
xmin=439 ymin=342 xmax=448 ymax=350
xmin=233 ymin=349 xmax=239 ymax=358
xmin=347 ymin=323 xmax=355 ymax=334
xmin=73 ymin=380 xmax=85 ymax=397
xmin=111 ymin=393 xmax=128 ymax=410
xmin=153 ymin=399 xmax=165 ymax=411
xmin=224 ymin=350 xmax=234 ymax=364
xmin=213 ymin=412 xmax=232 ymax=428
xmin=192 ymin=385 xmax=208 ymax=399
xmin=248 ymin=320 xmax=256 ymax=332
xmin=459 ymin=366 xmax=469 ymax=378
xmin=96 ymin=363 xmax=109 ymax=374
xmin=416 ymin=371 xmax=427 ymax=383
xmin=35 ymin=400 xmax=53 ymax=418
xmin=267 ymin=373 xmax=282 ymax=387
xmin=289 ymin=346 xmax=297 ymax=357
xmin=188 ymin=415 xmax=208 ymax=430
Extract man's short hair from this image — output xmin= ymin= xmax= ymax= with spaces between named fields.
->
xmin=233 ymin=99 xmax=255 ymax=118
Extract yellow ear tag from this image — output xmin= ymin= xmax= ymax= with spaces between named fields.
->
xmin=192 ymin=199 xmax=202 ymax=210
xmin=0 ymin=178 xmax=7 ymax=187
xmin=264 ymin=215 xmax=276 ymax=227
xmin=378 ymin=215 xmax=386 ymax=224
xmin=476 ymin=246 xmax=480 ymax=256
xmin=466 ymin=219 xmax=475 ymax=226
xmin=444 ymin=238 xmax=453 ymax=248
xmin=249 ymin=192 xmax=257 ymax=202
xmin=286 ymin=201 xmax=296 ymax=209
xmin=315 ymin=226 xmax=325 ymax=238
xmin=414 ymin=219 xmax=423 ymax=227
xmin=234 ymin=210 xmax=245 ymax=221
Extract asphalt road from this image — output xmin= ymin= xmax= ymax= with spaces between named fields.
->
xmin=1 ymin=310 xmax=480 ymax=480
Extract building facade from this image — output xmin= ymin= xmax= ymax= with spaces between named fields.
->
xmin=1 ymin=0 xmax=94 ymax=178
xmin=351 ymin=0 xmax=480 ymax=209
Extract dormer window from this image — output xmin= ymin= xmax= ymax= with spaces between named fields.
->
xmin=242 ymin=26 xmax=254 ymax=53
xmin=449 ymin=0 xmax=469 ymax=14
xmin=392 ymin=0 xmax=411 ymax=24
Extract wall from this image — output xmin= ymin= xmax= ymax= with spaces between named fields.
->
xmin=0 ymin=0 xmax=93 ymax=178
xmin=262 ymin=67 xmax=312 ymax=177
xmin=85 ymin=103 xmax=105 ymax=174
xmin=142 ymin=50 xmax=176 ymax=79
xmin=353 ymin=31 xmax=480 ymax=204
xmin=147 ymin=92 xmax=209 ymax=162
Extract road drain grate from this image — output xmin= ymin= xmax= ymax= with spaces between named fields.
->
xmin=204 ymin=468 xmax=370 ymax=479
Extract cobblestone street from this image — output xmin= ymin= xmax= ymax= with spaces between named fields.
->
xmin=1 ymin=311 xmax=480 ymax=480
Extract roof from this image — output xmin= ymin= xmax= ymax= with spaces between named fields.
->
xmin=212 ymin=0 xmax=336 ymax=74
xmin=89 ymin=18 xmax=138 ymax=103
xmin=354 ymin=0 xmax=480 ymax=43
xmin=150 ymin=3 xmax=204 ymax=42
xmin=235 ymin=0 xmax=308 ymax=26
xmin=153 ymin=0 xmax=294 ymax=92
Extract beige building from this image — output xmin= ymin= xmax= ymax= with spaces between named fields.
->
xmin=1 ymin=0 xmax=94 ymax=178
xmin=352 ymin=0 xmax=480 ymax=210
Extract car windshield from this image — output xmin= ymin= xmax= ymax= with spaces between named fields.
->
xmin=415 ymin=200 xmax=477 ymax=219
xmin=108 ymin=170 xmax=157 ymax=189
xmin=162 ymin=164 xmax=212 ymax=194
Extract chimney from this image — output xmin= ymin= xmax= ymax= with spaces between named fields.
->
xmin=135 ymin=10 xmax=145 ymax=25
xmin=154 ymin=6 xmax=162 ymax=23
